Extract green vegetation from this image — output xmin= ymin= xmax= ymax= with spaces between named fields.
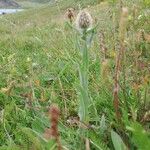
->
xmin=0 ymin=0 xmax=150 ymax=149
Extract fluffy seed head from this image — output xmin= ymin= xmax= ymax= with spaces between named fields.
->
xmin=75 ymin=10 xmax=93 ymax=32
xmin=66 ymin=8 xmax=74 ymax=23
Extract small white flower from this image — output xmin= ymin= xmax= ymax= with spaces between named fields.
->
xmin=138 ymin=15 xmax=142 ymax=20
xmin=26 ymin=57 xmax=31 ymax=62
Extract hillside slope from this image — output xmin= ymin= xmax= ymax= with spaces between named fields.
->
xmin=0 ymin=0 xmax=20 ymax=8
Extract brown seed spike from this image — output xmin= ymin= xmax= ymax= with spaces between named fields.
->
xmin=66 ymin=8 xmax=74 ymax=23
xmin=44 ymin=104 xmax=62 ymax=150
xmin=49 ymin=104 xmax=60 ymax=138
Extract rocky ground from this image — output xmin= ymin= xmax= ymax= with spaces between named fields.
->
xmin=0 ymin=0 xmax=20 ymax=8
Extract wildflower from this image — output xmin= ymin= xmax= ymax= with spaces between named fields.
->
xmin=138 ymin=15 xmax=142 ymax=20
xmin=75 ymin=10 xmax=93 ymax=32
xmin=26 ymin=57 xmax=31 ymax=62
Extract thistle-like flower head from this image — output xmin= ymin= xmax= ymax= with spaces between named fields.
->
xmin=66 ymin=8 xmax=74 ymax=23
xmin=75 ymin=9 xmax=93 ymax=32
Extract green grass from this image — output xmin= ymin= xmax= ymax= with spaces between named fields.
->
xmin=0 ymin=0 xmax=150 ymax=149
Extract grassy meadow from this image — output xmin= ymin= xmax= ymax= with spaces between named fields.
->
xmin=0 ymin=0 xmax=150 ymax=149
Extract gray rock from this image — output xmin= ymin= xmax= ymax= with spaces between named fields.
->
xmin=0 ymin=0 xmax=20 ymax=8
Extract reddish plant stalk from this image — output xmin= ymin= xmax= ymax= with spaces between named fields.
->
xmin=113 ymin=51 xmax=122 ymax=121
xmin=44 ymin=104 xmax=62 ymax=150
xmin=113 ymin=8 xmax=128 ymax=121
xmin=99 ymin=32 xmax=108 ymax=60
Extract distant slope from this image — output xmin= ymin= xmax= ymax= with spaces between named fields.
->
xmin=16 ymin=0 xmax=51 ymax=3
xmin=0 ymin=0 xmax=20 ymax=8
xmin=30 ymin=0 xmax=51 ymax=3
xmin=15 ymin=0 xmax=53 ymax=8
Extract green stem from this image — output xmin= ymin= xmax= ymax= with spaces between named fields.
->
xmin=79 ymin=38 xmax=89 ymax=123
xmin=78 ymin=29 xmax=95 ymax=124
